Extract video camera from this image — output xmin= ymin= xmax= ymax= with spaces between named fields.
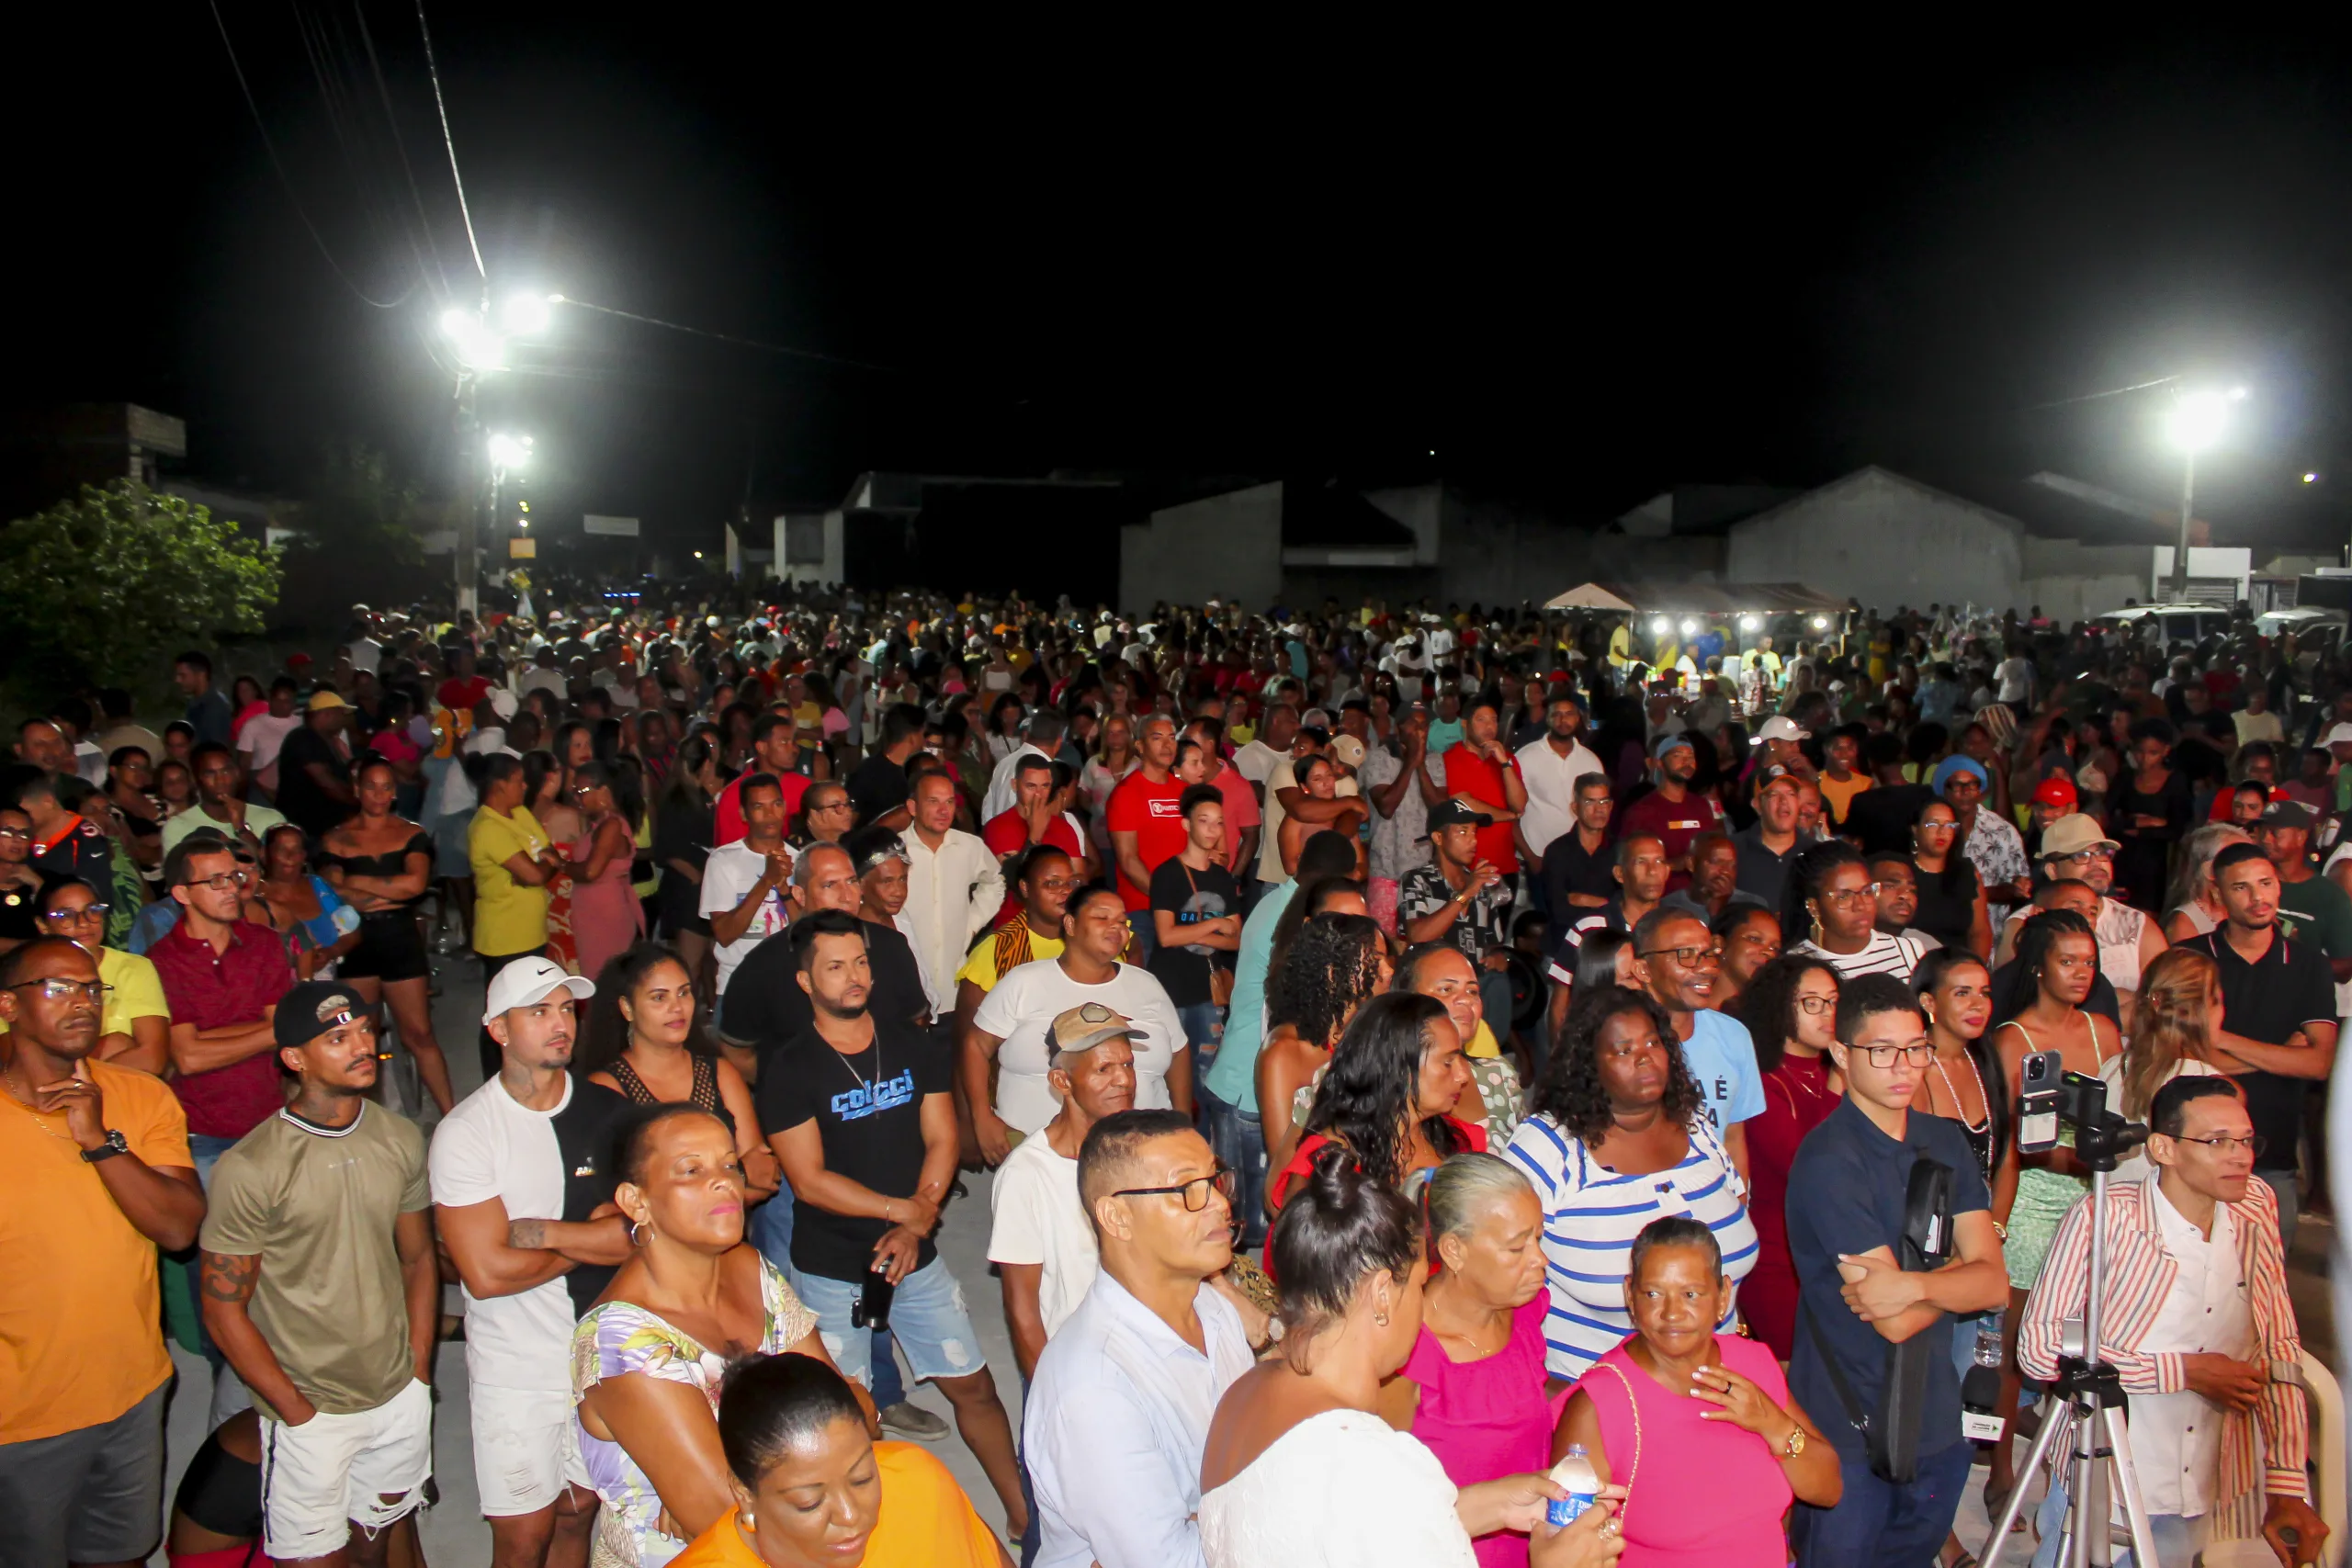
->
xmin=2012 ymin=1049 xmax=2149 ymax=1172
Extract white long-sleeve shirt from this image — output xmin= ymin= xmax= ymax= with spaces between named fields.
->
xmin=899 ymin=827 xmax=1003 ymax=1000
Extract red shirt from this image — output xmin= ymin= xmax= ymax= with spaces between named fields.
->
xmin=1265 ymin=1120 xmax=1487 ymax=1275
xmin=714 ymin=768 xmax=812 ymax=846
xmin=1209 ymin=761 xmax=1262 ymax=874
xmin=1442 ymin=744 xmax=1524 ymax=874
xmin=1739 ymin=1052 xmax=1840 ymax=1359
xmin=1105 ymin=768 xmax=1189 ymax=909
xmin=980 ymin=807 xmax=1086 ymax=924
xmin=149 ymin=919 xmax=295 ymax=1139
xmin=1617 ymin=784 xmax=1725 ymax=893
xmin=436 ymin=674 xmax=492 ymax=713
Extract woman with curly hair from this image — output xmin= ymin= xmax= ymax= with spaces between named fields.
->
xmin=1255 ymin=909 xmax=1392 ymax=1182
xmin=1501 ymin=985 xmax=1757 ymax=1382
xmin=1265 ymin=993 xmax=1481 ymax=1245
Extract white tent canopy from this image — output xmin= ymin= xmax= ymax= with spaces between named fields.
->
xmin=1543 ymin=582 xmax=1639 ymax=612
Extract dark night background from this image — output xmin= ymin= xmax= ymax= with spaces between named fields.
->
xmin=10 ymin=13 xmax=2350 ymax=572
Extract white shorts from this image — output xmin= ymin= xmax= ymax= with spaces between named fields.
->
xmin=259 ymin=1377 xmax=434 ymax=1561
xmin=470 ymin=1383 xmax=592 ymax=1517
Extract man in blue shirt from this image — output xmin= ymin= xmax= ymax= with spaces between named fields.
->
xmin=1631 ymin=906 xmax=1764 ymax=1176
xmin=1785 ymin=973 xmax=2008 ymax=1567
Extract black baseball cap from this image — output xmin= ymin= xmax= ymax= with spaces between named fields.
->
xmin=1424 ymin=800 xmax=1493 ymax=838
xmin=274 ymin=981 xmax=367 ymax=1050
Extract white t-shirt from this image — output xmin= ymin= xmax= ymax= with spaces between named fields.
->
xmin=700 ymin=840 xmax=790 ymax=994
xmin=986 ymin=1130 xmax=1099 ymax=1341
xmin=240 ymin=712 xmax=303 ymax=773
xmin=1996 ymin=656 xmax=2034 ymax=705
xmin=971 ymin=959 xmax=1184 ymax=1133
xmin=426 ymin=1075 xmax=577 ymax=1393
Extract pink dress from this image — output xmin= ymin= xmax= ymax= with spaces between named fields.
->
xmin=1576 ymin=1335 xmax=1793 ymax=1567
xmin=567 ymin=815 xmax=645 ymax=983
xmin=1400 ymin=1296 xmax=1564 ymax=1568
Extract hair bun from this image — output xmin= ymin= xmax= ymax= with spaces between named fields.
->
xmin=1306 ymin=1139 xmax=1367 ymax=1203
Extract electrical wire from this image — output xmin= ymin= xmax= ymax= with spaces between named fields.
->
xmin=208 ymin=0 xmax=418 ymax=309
xmin=413 ymin=0 xmax=484 ymax=281
xmin=2015 ymin=375 xmax=2181 ymax=412
xmin=350 ymin=0 xmax=457 ymax=300
xmin=555 ymin=296 xmax=904 ymax=375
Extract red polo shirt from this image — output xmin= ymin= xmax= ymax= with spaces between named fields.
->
xmin=1105 ymin=768 xmax=1188 ymax=909
xmin=149 ymin=918 xmax=295 ymax=1138
xmin=1442 ymin=744 xmax=1524 ymax=874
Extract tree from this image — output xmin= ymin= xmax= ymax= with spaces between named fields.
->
xmin=284 ymin=442 xmax=429 ymax=567
xmin=0 ymin=482 xmax=281 ymax=698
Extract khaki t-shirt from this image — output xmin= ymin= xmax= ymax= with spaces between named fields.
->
xmin=198 ymin=1101 xmax=431 ymax=1420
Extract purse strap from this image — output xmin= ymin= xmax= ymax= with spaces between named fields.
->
xmin=1586 ymin=1359 xmax=1643 ymax=1531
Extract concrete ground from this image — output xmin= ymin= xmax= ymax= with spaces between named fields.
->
xmin=153 ymin=945 xmax=2342 ymax=1562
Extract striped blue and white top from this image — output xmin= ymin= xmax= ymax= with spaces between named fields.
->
xmin=1501 ymin=1111 xmax=1759 ymax=1382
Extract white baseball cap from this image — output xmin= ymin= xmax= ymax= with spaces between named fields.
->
xmin=1757 ymin=715 xmax=1810 ymax=742
xmin=481 ymin=955 xmax=595 ymax=1025
xmin=2326 ymin=723 xmax=2352 ymax=749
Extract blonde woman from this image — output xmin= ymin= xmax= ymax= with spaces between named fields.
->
xmin=2159 ymin=823 xmax=2250 ymax=942
xmin=2098 ymin=946 xmax=2232 ymax=1181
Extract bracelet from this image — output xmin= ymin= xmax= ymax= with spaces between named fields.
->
xmin=883 ymin=1200 xmax=895 ymax=1224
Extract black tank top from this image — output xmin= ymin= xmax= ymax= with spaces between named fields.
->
xmin=610 ymin=1051 xmax=733 ymax=1133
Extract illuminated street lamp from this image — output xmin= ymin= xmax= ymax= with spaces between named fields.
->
xmin=2163 ymin=387 xmax=2244 ymax=601
xmin=486 ymin=432 xmax=534 ymax=474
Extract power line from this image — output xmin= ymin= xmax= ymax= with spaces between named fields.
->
xmin=207 ymin=0 xmax=418 ymax=310
xmin=556 ymin=296 xmax=905 ymax=375
xmin=2015 ymin=375 xmax=2181 ymax=412
xmin=412 ymin=0 xmax=484 ymax=281
xmin=350 ymin=0 xmax=457 ymax=299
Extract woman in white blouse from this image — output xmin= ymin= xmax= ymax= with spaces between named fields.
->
xmin=1197 ymin=1145 xmax=1626 ymax=1568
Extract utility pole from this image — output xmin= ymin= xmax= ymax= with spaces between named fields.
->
xmin=2168 ymin=449 xmax=2195 ymax=604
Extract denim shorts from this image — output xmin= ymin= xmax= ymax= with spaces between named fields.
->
xmin=790 ymin=1255 xmax=988 ymax=1388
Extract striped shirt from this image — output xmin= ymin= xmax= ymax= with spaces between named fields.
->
xmin=1789 ymin=930 xmax=1924 ymax=983
xmin=1503 ymin=1111 xmax=1758 ymax=1381
xmin=2018 ymin=1174 xmax=2309 ymax=1540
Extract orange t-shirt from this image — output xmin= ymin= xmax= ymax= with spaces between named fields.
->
xmin=671 ymin=1443 xmax=1003 ymax=1568
xmin=1816 ymin=772 xmax=1872 ymax=825
xmin=0 ymin=1058 xmax=191 ymax=1441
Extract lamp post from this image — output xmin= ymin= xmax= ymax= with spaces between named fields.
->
xmin=439 ymin=296 xmax=555 ymax=615
xmin=2163 ymin=388 xmax=2241 ymax=603
xmin=485 ymin=433 xmax=533 ymax=604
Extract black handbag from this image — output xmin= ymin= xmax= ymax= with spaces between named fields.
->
xmin=1802 ymin=1154 xmax=1955 ymax=1483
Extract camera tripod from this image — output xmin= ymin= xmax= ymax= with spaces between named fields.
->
xmin=1982 ymin=1098 xmax=2158 ymax=1568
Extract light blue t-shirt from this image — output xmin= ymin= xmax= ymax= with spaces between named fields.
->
xmin=1681 ymin=1009 xmax=1765 ymax=1134
xmin=1202 ymin=879 xmax=1297 ymax=1112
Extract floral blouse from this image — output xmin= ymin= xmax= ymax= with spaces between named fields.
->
xmin=571 ymin=1257 xmax=819 ymax=1567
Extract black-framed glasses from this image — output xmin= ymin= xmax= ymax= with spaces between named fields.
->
xmin=0 ymin=828 xmax=28 ymax=842
xmin=1795 ymin=994 xmax=1836 ymax=1015
xmin=1639 ymin=943 xmax=1721 ymax=968
xmin=179 ymin=873 xmax=245 ymax=892
xmin=42 ymin=902 xmax=108 ymax=921
xmin=2174 ymin=1133 xmax=2266 ymax=1157
xmin=8 ymin=978 xmax=110 ymax=1003
xmin=1861 ymin=1043 xmax=1935 ymax=1067
xmin=1110 ymin=1167 xmax=1236 ymax=1213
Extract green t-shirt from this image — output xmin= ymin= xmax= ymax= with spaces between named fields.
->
xmin=198 ymin=1101 xmax=431 ymax=1419
xmin=2275 ymin=869 xmax=2352 ymax=962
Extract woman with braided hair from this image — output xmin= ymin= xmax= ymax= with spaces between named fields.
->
xmin=1255 ymin=910 xmax=1393 ymax=1184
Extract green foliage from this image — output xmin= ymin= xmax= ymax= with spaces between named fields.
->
xmin=0 ymin=482 xmax=281 ymax=697
xmin=284 ymin=442 xmax=428 ymax=566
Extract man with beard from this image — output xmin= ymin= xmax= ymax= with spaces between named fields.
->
xmin=1631 ymin=904 xmax=1764 ymax=1178
xmin=1619 ymin=732 xmax=1724 ymax=888
xmin=2180 ymin=842 xmax=2339 ymax=1247
xmin=1511 ymin=689 xmax=1601 ymax=875
xmin=198 ymin=982 xmax=438 ymax=1565
xmin=433 ymin=957 xmax=627 ymax=1568
xmin=1733 ymin=764 xmax=1805 ymax=913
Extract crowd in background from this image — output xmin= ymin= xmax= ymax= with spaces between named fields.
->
xmin=0 ymin=582 xmax=2340 ymax=1568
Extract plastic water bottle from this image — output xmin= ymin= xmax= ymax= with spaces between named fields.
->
xmin=1961 ymin=1310 xmax=2005 ymax=1442
xmin=1545 ymin=1443 xmax=1600 ymax=1529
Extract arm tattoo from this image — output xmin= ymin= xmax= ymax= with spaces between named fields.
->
xmin=508 ymin=1219 xmax=548 ymax=1250
xmin=200 ymin=1250 xmax=261 ymax=1304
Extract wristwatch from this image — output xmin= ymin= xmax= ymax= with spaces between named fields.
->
xmin=1781 ymin=1423 xmax=1807 ymax=1460
xmin=81 ymin=1129 xmax=129 ymax=1163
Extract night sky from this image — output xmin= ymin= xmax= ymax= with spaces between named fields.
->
xmin=13 ymin=14 xmax=2350 ymax=559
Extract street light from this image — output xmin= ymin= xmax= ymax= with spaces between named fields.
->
xmin=439 ymin=307 xmax=507 ymax=370
xmin=486 ymin=432 xmax=534 ymax=473
xmin=1650 ymin=615 xmax=1671 ymax=635
xmin=501 ymin=292 xmax=557 ymax=335
xmin=1738 ymin=615 xmax=1760 ymax=631
xmin=2163 ymin=387 xmax=2245 ymax=601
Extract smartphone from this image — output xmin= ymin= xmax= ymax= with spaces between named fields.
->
xmin=2015 ymin=1048 xmax=2065 ymax=1154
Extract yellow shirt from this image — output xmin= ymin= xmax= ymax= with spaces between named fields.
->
xmin=1465 ymin=1018 xmax=1502 ymax=1059
xmin=956 ymin=928 xmax=1067 ymax=994
xmin=670 ymin=1445 xmax=1003 ymax=1568
xmin=469 ymin=805 xmax=551 ymax=957
xmin=0 ymin=1059 xmax=189 ymax=1441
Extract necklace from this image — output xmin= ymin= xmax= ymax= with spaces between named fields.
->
xmin=1 ymin=1066 xmax=74 ymax=1143
xmin=829 ymin=1025 xmax=884 ymax=1100
xmin=1929 ymin=1047 xmax=1989 ymax=1134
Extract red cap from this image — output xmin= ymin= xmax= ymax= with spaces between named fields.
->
xmin=2031 ymin=775 xmax=2077 ymax=809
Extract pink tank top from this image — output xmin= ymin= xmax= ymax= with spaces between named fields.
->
xmin=1578 ymin=1335 xmax=1793 ymax=1567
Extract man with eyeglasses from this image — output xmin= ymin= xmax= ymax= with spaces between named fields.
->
xmin=1026 ymin=1107 xmax=1256 ymax=1568
xmin=149 ymin=834 xmax=295 ymax=1188
xmin=1785 ymin=974 xmax=2007 ymax=1568
xmin=1631 ymin=904 xmax=1764 ymax=1179
xmin=2009 ymin=814 xmax=2166 ymax=1010
xmin=2018 ymin=1076 xmax=2324 ymax=1568
xmin=2181 ymin=841 xmax=2339 ymax=1248
xmin=0 ymin=936 xmax=202 ymax=1568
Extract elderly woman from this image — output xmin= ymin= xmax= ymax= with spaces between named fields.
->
xmin=1379 ymin=1154 xmax=1560 ymax=1568
xmin=1553 ymin=1216 xmax=1840 ymax=1563
xmin=1502 ymin=987 xmax=1757 ymax=1383
xmin=1397 ymin=942 xmax=1525 ymax=1145
xmin=1198 ymin=1145 xmax=1627 ymax=1568
xmin=574 ymin=1105 xmax=870 ymax=1567
xmin=667 ymin=1354 xmax=1006 ymax=1568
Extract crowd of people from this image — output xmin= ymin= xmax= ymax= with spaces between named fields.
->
xmin=0 ymin=585 xmax=2340 ymax=1568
